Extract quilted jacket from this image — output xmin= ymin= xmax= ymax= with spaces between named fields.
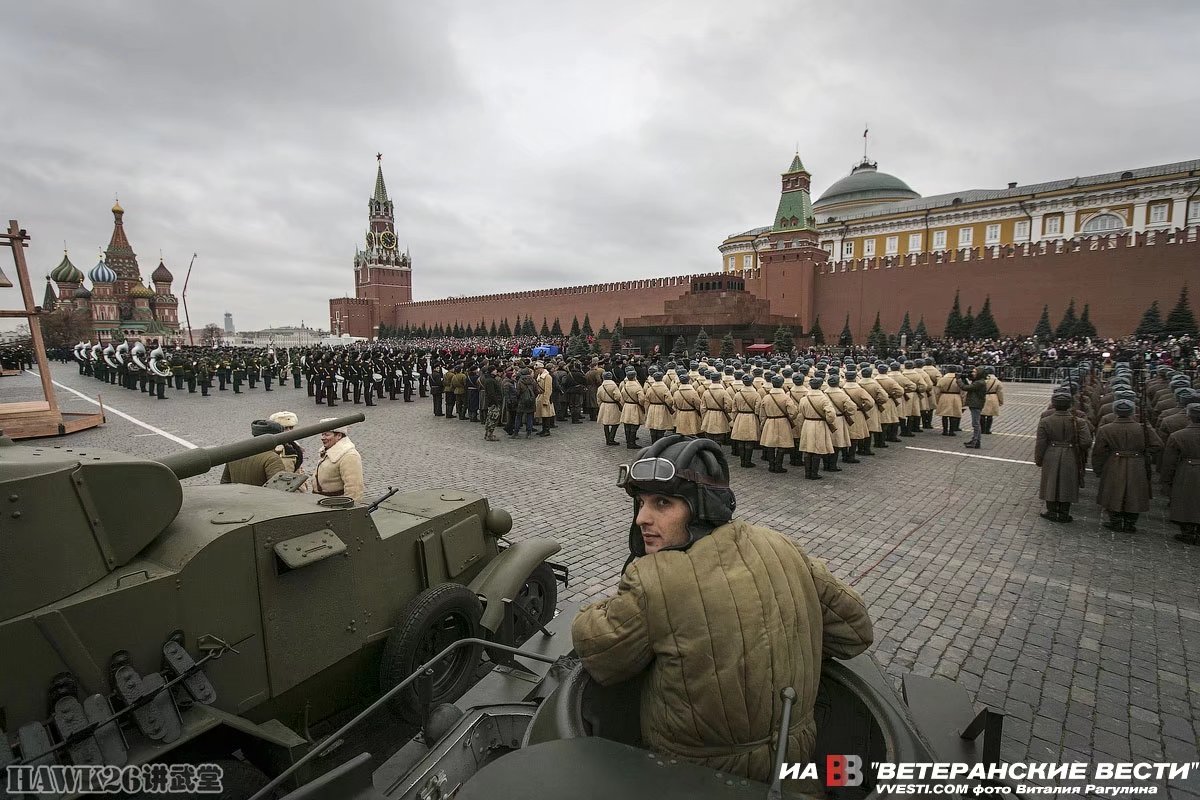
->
xmin=571 ymin=520 xmax=873 ymax=782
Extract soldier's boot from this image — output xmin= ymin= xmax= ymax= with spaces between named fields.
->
xmin=200 ymin=381 xmax=209 ymax=397
xmin=264 ymin=374 xmax=273 ymax=391
xmin=294 ymin=376 xmax=302 ymax=389
xmin=941 ymin=417 xmax=951 ymax=436
xmin=624 ymin=424 xmax=639 ymax=449
xmin=859 ymin=437 xmax=873 ymax=456
xmin=342 ymin=382 xmax=351 ymax=402
xmin=233 ymin=380 xmax=242 ymax=394
xmin=459 ymin=406 xmax=468 ymax=421
xmin=365 ymin=390 xmax=375 ymax=407
xmin=1040 ymin=502 xmax=1062 ymax=523
xmin=1103 ymin=512 xmax=1123 ymax=532
xmin=774 ymin=448 xmax=788 ymax=474
xmin=326 ymin=386 xmax=337 ymax=407
xmin=908 ymin=415 xmax=922 ymax=433
xmin=650 ymin=429 xmax=663 ymax=443
xmin=315 ymin=384 xmax=325 ymax=404
xmin=823 ymin=452 xmax=841 ymax=472
xmin=949 ymin=417 xmax=961 ymax=435
xmin=805 ymin=453 xmax=821 ymax=480
xmin=922 ymin=410 xmax=934 ymax=429
xmin=1058 ymin=502 xmax=1073 ymax=523
xmin=604 ymin=425 xmax=619 ymax=446
xmin=1175 ymin=523 xmax=1200 ymax=545
xmin=156 ymin=380 xmax=167 ymax=400
xmin=898 ymin=419 xmax=913 ymax=437
xmin=588 ymin=410 xmax=598 ymax=422
xmin=389 ymin=386 xmax=397 ymax=401
xmin=1123 ymin=513 xmax=1139 ymax=533
xmin=843 ymin=445 xmax=859 ymax=464
xmin=789 ymin=445 xmax=803 ymax=467
xmin=187 ymin=378 xmax=196 ymax=394
xmin=760 ymin=444 xmax=770 ymax=461
xmin=353 ymin=383 xmax=362 ymax=404
xmin=307 ymin=381 xmax=315 ymax=397
xmin=377 ymin=384 xmax=384 ymax=399
xmin=247 ymin=374 xmax=256 ymax=389
xmin=740 ymin=446 xmax=756 ymax=468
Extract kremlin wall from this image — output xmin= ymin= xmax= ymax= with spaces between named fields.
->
xmin=332 ymin=154 xmax=1200 ymax=348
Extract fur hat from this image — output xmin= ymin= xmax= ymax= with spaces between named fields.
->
xmin=269 ymin=411 xmax=298 ymax=428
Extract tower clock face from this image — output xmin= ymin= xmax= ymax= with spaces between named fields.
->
xmin=381 ymin=231 xmax=397 ymax=250
xmin=366 ymin=231 xmax=375 ymax=248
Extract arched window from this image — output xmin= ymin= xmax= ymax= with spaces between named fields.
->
xmin=1081 ymin=213 xmax=1124 ymax=233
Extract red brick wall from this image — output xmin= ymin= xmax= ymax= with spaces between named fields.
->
xmin=813 ymin=228 xmax=1199 ymax=340
xmin=330 ymin=297 xmax=375 ymax=338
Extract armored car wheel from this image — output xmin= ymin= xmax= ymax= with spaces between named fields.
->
xmin=380 ymin=583 xmax=485 ymax=724
xmin=512 ymin=563 xmax=558 ymax=644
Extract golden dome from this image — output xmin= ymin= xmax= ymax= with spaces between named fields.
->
xmin=112 ymin=199 xmax=124 ymax=214
xmin=129 ymin=282 xmax=154 ymax=298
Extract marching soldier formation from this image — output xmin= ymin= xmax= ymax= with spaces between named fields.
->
xmin=1036 ymin=360 xmax=1200 ymax=545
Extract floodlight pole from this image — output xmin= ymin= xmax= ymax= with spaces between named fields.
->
xmin=181 ymin=252 xmax=197 ymax=345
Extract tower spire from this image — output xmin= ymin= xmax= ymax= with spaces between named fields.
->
xmin=373 ymin=153 xmax=389 ymax=204
xmin=863 ymin=123 xmax=869 ymax=161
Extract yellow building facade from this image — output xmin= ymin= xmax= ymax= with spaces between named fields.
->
xmin=720 ymin=157 xmax=1200 ymax=271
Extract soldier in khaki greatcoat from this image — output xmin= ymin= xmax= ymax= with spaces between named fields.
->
xmin=934 ymin=365 xmax=964 ymax=436
xmin=643 ymin=371 xmax=676 ymax=442
xmin=597 ymin=371 xmax=623 ymax=446
xmin=730 ymin=374 xmax=761 ymax=468
xmin=701 ymin=373 xmax=733 ymax=444
xmin=856 ymin=365 xmax=890 ymax=451
xmin=671 ymin=374 xmax=704 ymax=436
xmin=824 ymin=374 xmax=861 ymax=466
xmin=842 ymin=370 xmax=875 ymax=458
xmin=873 ymin=364 xmax=905 ymax=443
xmin=894 ymin=361 xmax=923 ymax=437
xmin=619 ymin=368 xmax=646 ymax=449
xmin=796 ymin=376 xmax=838 ymax=480
xmin=921 ymin=358 xmax=942 ymax=430
xmin=756 ymin=375 xmax=798 ymax=474
xmin=980 ymin=367 xmax=1005 ymax=435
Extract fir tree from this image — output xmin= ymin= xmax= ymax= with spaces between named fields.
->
xmin=1134 ymin=301 xmax=1163 ymax=338
xmin=567 ymin=334 xmax=589 ymax=360
xmin=1165 ymin=284 xmax=1199 ymax=338
xmin=551 ymin=317 xmax=562 ymax=336
xmin=1054 ymin=299 xmax=1077 ymax=339
xmin=598 ymin=322 xmax=611 ymax=339
xmin=914 ymin=316 xmax=928 ymax=342
xmin=610 ymin=328 xmax=622 ymax=355
xmin=962 ymin=306 xmax=975 ymax=339
xmin=720 ymin=332 xmax=736 ymax=359
xmin=523 ymin=316 xmax=536 ymax=336
xmin=582 ymin=314 xmax=593 ymax=336
xmin=897 ymin=312 xmax=913 ymax=340
xmin=1033 ymin=305 xmax=1053 ymax=341
xmin=944 ymin=290 xmax=964 ymax=339
xmin=569 ymin=316 xmax=580 ymax=337
xmin=971 ymin=296 xmax=1000 ymax=340
xmin=867 ymin=312 xmax=886 ymax=351
xmin=489 ymin=320 xmax=497 ymax=337
xmin=1073 ymin=304 xmax=1097 ymax=339
xmin=773 ymin=326 xmax=793 ymax=354
xmin=694 ymin=327 xmax=710 ymax=355
xmin=540 ymin=317 xmax=550 ymax=337
xmin=673 ymin=334 xmax=687 ymax=356
xmin=839 ymin=314 xmax=853 ymax=347
xmin=809 ymin=315 xmax=825 ymax=345
xmin=613 ymin=318 xmax=624 ymax=342
xmin=498 ymin=318 xmax=510 ymax=337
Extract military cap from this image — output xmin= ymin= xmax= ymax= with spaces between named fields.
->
xmin=770 ymin=374 xmax=784 ymax=388
xmin=269 ymin=411 xmax=298 ymax=428
xmin=1189 ymin=403 xmax=1200 ymax=423
xmin=1051 ymin=394 xmax=1073 ymax=410
xmin=742 ymin=374 xmax=753 ymax=385
xmin=827 ymin=374 xmax=841 ymax=386
xmin=1114 ymin=399 xmax=1136 ymax=416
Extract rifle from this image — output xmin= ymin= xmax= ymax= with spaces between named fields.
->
xmin=1134 ymin=367 xmax=1153 ymax=485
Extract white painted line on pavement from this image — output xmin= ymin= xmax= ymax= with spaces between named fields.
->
xmin=991 ymin=432 xmax=1036 ymax=439
xmin=905 ymin=446 xmax=1035 ymax=465
xmin=27 ymin=370 xmax=198 ymax=449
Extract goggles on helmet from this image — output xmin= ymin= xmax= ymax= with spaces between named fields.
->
xmin=617 ymin=457 xmax=676 ymax=487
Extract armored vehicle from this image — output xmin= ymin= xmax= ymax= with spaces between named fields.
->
xmin=266 ymin=601 xmax=1016 ymax=800
xmin=0 ymin=414 xmax=564 ymax=796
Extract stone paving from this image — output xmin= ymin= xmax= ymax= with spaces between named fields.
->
xmin=5 ymin=364 xmax=1200 ymax=796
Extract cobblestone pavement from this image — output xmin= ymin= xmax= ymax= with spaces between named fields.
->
xmin=7 ymin=365 xmax=1200 ymax=796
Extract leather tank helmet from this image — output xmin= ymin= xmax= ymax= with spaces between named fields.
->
xmin=620 ymin=434 xmax=736 ymax=566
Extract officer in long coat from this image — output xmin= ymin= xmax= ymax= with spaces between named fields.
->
xmin=1161 ymin=403 xmax=1200 ymax=545
xmin=730 ymin=374 xmax=761 ymax=468
xmin=585 ymin=359 xmax=604 ymax=421
xmin=934 ymin=365 xmax=964 ymax=435
xmin=1092 ymin=399 xmax=1162 ymax=532
xmin=873 ymin=364 xmax=905 ymax=442
xmin=981 ymin=367 xmax=1005 ymax=434
xmin=701 ymin=373 xmax=733 ymax=444
xmin=757 ymin=375 xmax=798 ymax=474
xmin=597 ymin=371 xmax=623 ymax=446
xmin=619 ymin=368 xmax=646 ymax=449
xmin=920 ymin=358 xmax=942 ymax=429
xmin=671 ymin=374 xmax=704 ymax=436
xmin=1034 ymin=392 xmax=1092 ymax=523
xmin=535 ymin=362 xmax=555 ymax=434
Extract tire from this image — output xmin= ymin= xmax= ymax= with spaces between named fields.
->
xmin=122 ymin=757 xmax=272 ymax=800
xmin=512 ymin=563 xmax=558 ymax=645
xmin=379 ymin=583 xmax=484 ymax=724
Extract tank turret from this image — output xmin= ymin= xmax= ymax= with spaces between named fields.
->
xmin=0 ymin=413 xmax=363 ymax=621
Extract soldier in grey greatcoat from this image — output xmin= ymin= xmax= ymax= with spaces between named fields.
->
xmin=1034 ymin=392 xmax=1093 ymax=523
xmin=1091 ymin=399 xmax=1162 ymax=532
xmin=1161 ymin=403 xmax=1200 ymax=545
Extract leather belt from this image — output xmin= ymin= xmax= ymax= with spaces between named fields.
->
xmin=1049 ymin=442 xmax=1074 ymax=448
xmin=1114 ymin=451 xmax=1144 ymax=458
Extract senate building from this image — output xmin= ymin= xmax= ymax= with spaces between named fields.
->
xmin=331 ymin=152 xmax=1200 ymax=349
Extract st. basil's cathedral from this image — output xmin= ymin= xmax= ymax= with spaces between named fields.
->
xmin=41 ymin=200 xmax=180 ymax=343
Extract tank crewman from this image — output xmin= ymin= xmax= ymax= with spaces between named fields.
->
xmin=644 ymin=371 xmax=675 ymax=442
xmin=797 ymin=377 xmax=837 ymax=479
xmin=920 ymin=358 xmax=941 ymax=429
xmin=856 ymin=365 xmax=889 ymax=451
xmin=981 ymin=366 xmax=1005 ymax=434
xmin=757 ymin=374 xmax=798 ymax=474
xmin=535 ymin=361 xmax=555 ymax=434
xmin=934 ymin=365 xmax=964 ymax=436
xmin=430 ymin=361 xmax=445 ymax=416
xmin=597 ymin=371 xmax=623 ymax=446
xmin=671 ymin=373 xmax=704 ymax=438
xmin=1092 ymin=399 xmax=1162 ymax=532
xmin=585 ymin=358 xmax=604 ymax=421
xmin=1034 ymin=391 xmax=1092 ymax=523
xmin=268 ymin=411 xmax=306 ymax=475
xmin=221 ymin=419 xmax=286 ymax=486
xmin=1161 ymin=403 xmax=1200 ymax=545
xmin=619 ymin=368 xmax=647 ymax=449
xmin=842 ymin=370 xmax=874 ymax=457
xmin=314 ymin=420 xmax=365 ymax=503
xmin=700 ymin=373 xmax=733 ymax=445
xmin=730 ymin=374 xmax=761 ymax=467
xmin=825 ymin=374 xmax=860 ymax=465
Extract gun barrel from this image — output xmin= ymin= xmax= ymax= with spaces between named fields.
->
xmin=157 ymin=413 xmax=366 ymax=479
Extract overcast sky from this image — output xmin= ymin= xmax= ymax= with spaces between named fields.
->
xmin=2 ymin=1 xmax=1197 ymax=333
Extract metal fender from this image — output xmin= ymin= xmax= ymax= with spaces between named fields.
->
xmin=469 ymin=538 xmax=562 ymax=633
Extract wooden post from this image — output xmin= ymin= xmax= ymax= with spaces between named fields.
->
xmin=4 ymin=220 xmax=58 ymax=414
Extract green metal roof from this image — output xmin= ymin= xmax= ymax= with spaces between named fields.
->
xmin=374 ymin=163 xmax=389 ymax=204
xmin=785 ymin=153 xmax=805 ymax=174
xmin=773 ymin=188 xmax=816 ymax=232
xmin=49 ymin=252 xmax=83 ymax=283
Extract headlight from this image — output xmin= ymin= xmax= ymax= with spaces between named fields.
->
xmin=485 ymin=507 xmax=512 ymax=536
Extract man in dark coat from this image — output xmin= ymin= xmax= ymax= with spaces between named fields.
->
xmin=961 ymin=366 xmax=988 ymax=449
xmin=1034 ymin=392 xmax=1093 ymax=522
xmin=1161 ymin=403 xmax=1200 ymax=545
xmin=1092 ymin=399 xmax=1163 ymax=532
xmin=429 ymin=362 xmax=445 ymax=416
xmin=481 ymin=366 xmax=504 ymax=441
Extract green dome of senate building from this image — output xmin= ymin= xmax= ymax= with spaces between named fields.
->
xmin=814 ymin=158 xmax=920 ymax=216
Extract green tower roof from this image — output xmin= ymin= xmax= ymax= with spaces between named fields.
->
xmin=374 ymin=162 xmax=389 ymax=204
xmin=785 ymin=153 xmax=805 ymax=174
